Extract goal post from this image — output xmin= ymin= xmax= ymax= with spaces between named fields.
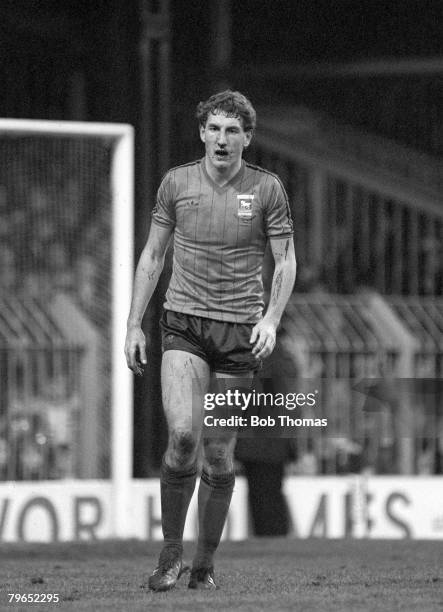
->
xmin=110 ymin=125 xmax=135 ymax=537
xmin=0 ymin=119 xmax=134 ymax=537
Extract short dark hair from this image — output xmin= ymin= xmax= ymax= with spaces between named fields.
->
xmin=196 ymin=90 xmax=256 ymax=132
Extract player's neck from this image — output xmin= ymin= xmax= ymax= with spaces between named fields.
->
xmin=204 ymin=157 xmax=242 ymax=187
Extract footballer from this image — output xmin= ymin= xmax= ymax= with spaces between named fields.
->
xmin=125 ymin=90 xmax=296 ymax=591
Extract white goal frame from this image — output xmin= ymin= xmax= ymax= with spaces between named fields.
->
xmin=0 ymin=119 xmax=134 ymax=538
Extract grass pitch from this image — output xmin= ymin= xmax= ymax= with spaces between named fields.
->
xmin=0 ymin=538 xmax=442 ymax=612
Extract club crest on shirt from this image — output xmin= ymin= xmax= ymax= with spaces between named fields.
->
xmin=237 ymin=194 xmax=254 ymax=218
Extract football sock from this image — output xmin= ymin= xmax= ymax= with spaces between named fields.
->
xmin=193 ymin=469 xmax=235 ymax=568
xmin=160 ymin=458 xmax=198 ymax=556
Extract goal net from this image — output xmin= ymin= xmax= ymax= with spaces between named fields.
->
xmin=0 ymin=120 xmax=133 ymax=491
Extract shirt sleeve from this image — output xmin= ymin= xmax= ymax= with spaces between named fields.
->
xmin=264 ymin=174 xmax=294 ymax=238
xmin=151 ymin=171 xmax=176 ymax=228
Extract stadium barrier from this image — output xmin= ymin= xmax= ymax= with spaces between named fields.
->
xmin=0 ymin=294 xmax=102 ymax=480
xmin=0 ymin=476 xmax=442 ymax=542
xmin=278 ymin=293 xmax=443 ymax=476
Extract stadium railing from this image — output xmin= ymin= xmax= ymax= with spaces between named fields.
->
xmin=250 ymin=106 xmax=443 ymax=296
xmin=278 ymin=292 xmax=443 ymax=476
xmin=0 ymin=294 xmax=105 ymax=481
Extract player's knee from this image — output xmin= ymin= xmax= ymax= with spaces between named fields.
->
xmin=203 ymin=439 xmax=232 ymax=471
xmin=168 ymin=430 xmax=198 ymax=467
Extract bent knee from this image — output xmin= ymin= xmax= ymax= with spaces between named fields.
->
xmin=167 ymin=430 xmax=198 ymax=467
xmin=203 ymin=439 xmax=233 ymax=471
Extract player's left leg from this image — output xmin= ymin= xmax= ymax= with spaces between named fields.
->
xmin=189 ymin=371 xmax=253 ymax=590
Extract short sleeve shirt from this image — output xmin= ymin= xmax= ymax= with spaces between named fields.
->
xmin=152 ymin=158 xmax=293 ymax=323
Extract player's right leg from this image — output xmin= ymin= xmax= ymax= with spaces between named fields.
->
xmin=148 ymin=349 xmax=210 ymax=592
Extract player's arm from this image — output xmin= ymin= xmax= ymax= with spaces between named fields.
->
xmin=250 ymin=236 xmax=296 ymax=359
xmin=125 ymin=222 xmax=173 ymax=375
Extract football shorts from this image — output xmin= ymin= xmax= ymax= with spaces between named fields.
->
xmin=160 ymin=309 xmax=261 ymax=374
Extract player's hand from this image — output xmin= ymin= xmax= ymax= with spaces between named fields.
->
xmin=250 ymin=318 xmax=277 ymax=360
xmin=125 ymin=325 xmax=147 ymax=376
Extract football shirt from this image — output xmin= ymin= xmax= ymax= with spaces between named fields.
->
xmin=152 ymin=158 xmax=293 ymax=323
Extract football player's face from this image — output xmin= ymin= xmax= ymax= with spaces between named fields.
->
xmin=200 ymin=112 xmax=252 ymax=172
